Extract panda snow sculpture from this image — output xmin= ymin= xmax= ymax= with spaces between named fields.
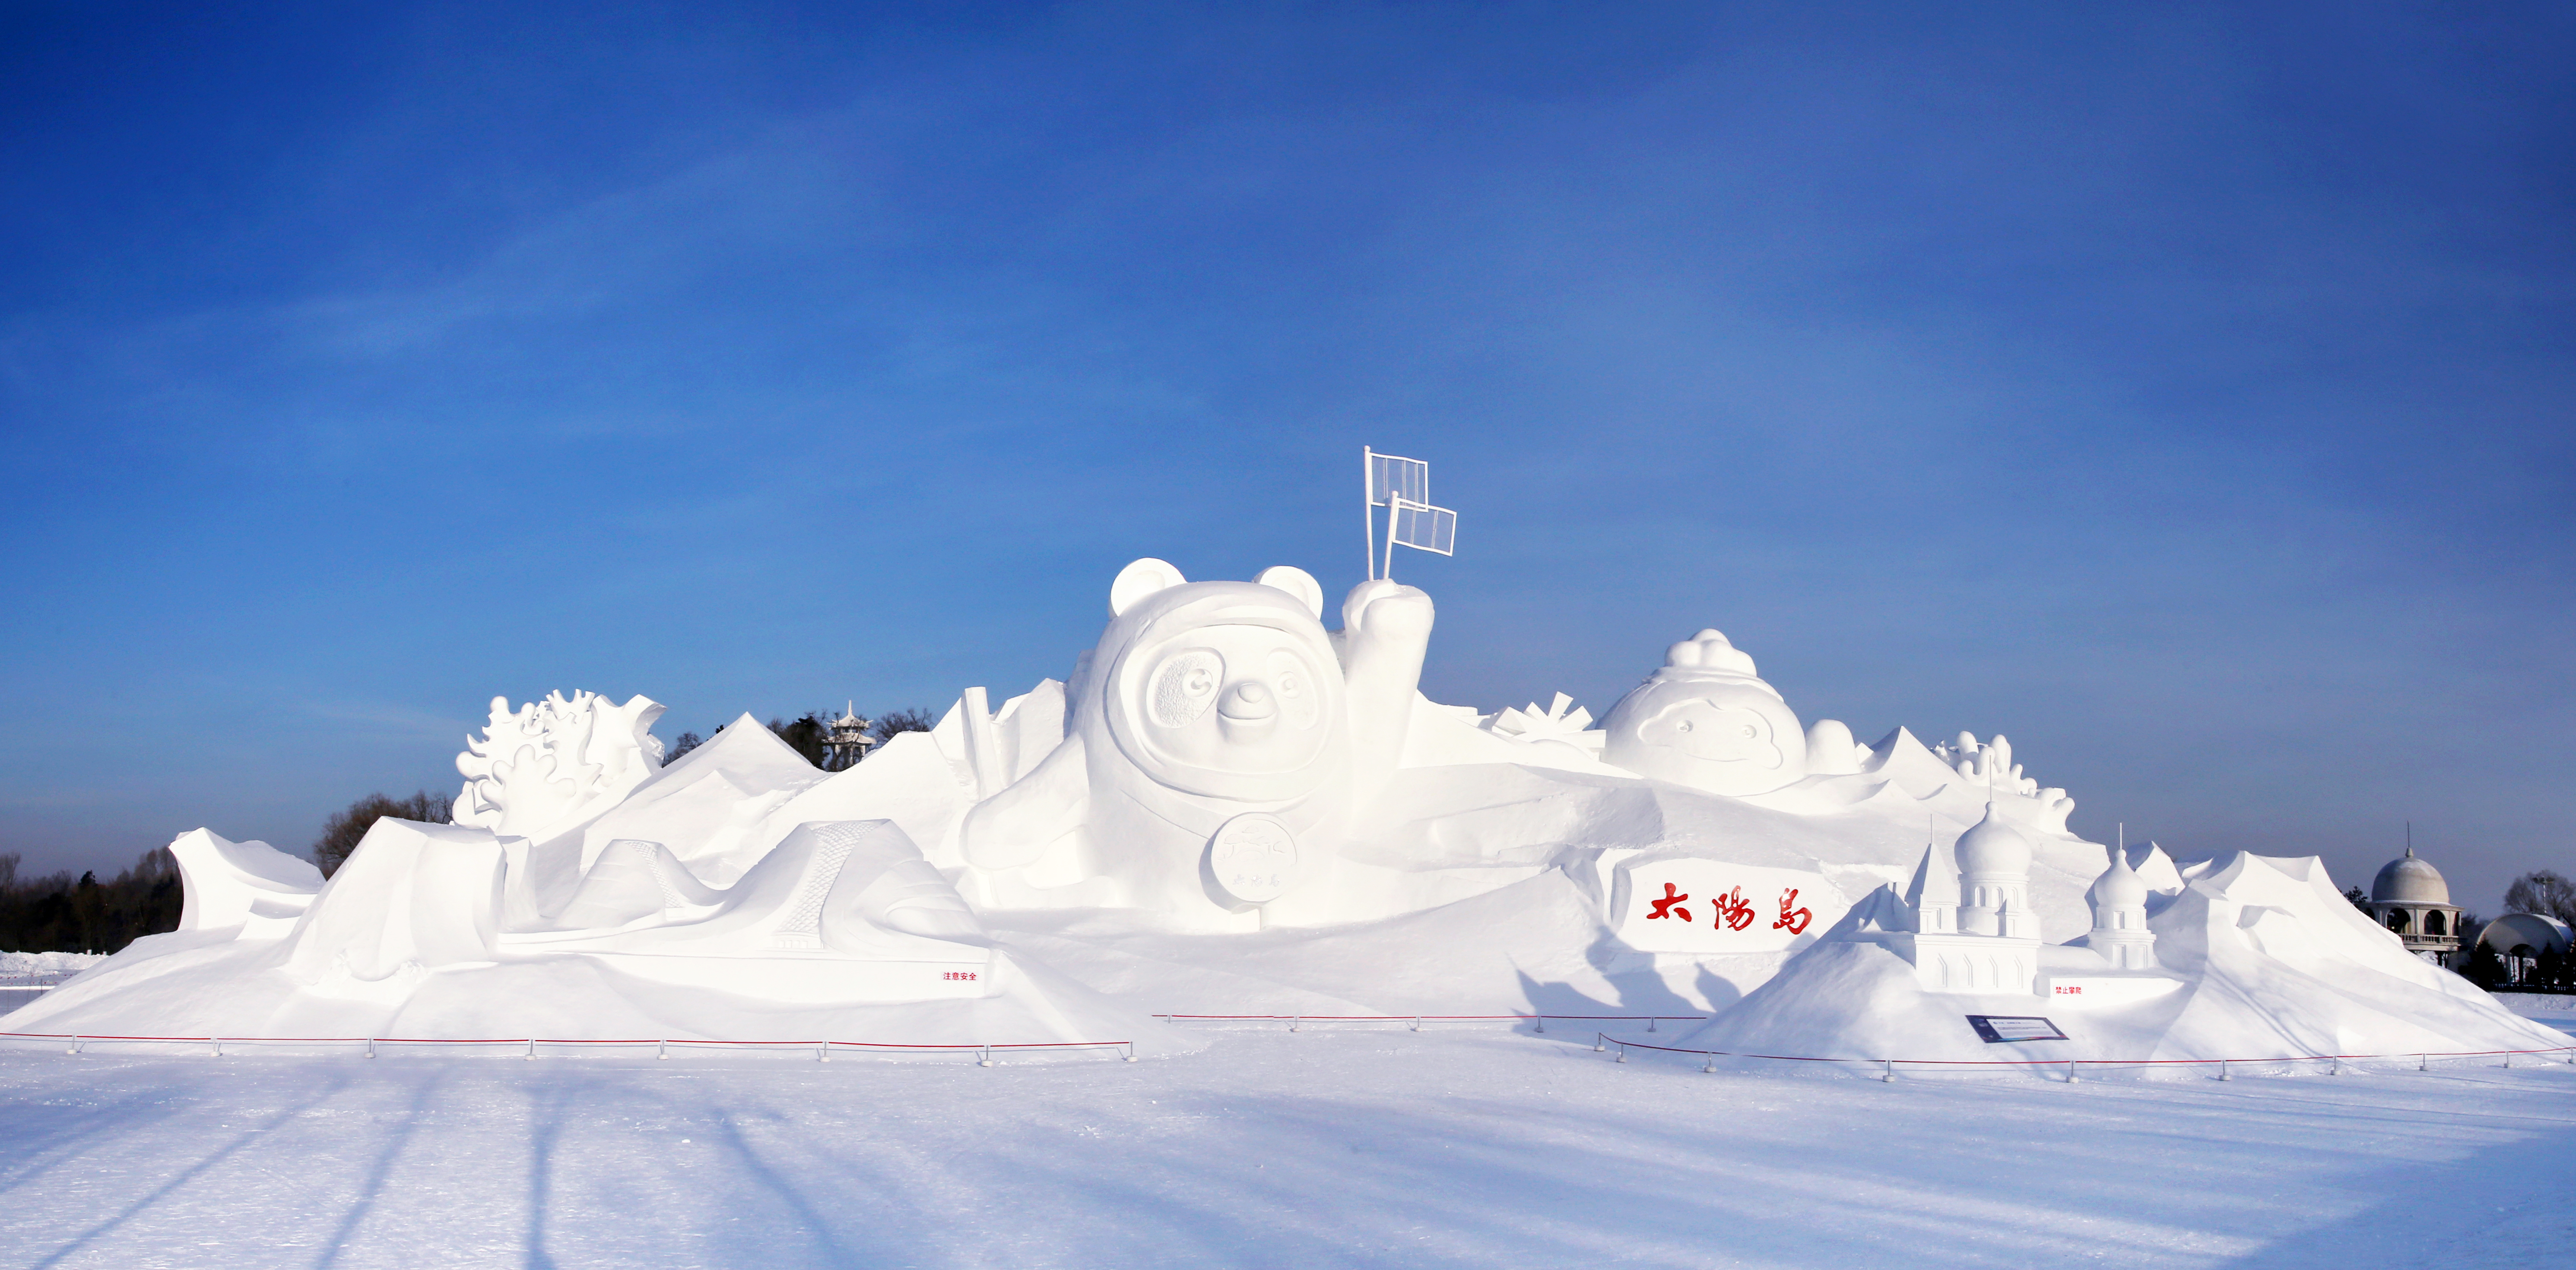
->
xmin=960 ymin=557 xmax=1433 ymax=931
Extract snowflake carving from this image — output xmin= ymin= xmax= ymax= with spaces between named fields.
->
xmin=1487 ymin=692 xmax=1604 ymax=756
xmin=454 ymin=690 xmax=667 ymax=839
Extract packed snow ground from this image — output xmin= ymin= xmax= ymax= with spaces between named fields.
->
xmin=4 ymin=1019 xmax=2571 ymax=1270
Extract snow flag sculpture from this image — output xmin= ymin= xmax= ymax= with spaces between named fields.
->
xmin=15 ymin=531 xmax=2561 ymax=1067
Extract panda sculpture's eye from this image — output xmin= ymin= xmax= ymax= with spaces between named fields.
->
xmin=1149 ymin=649 xmax=1225 ymax=727
xmin=1267 ymin=649 xmax=1321 ymax=728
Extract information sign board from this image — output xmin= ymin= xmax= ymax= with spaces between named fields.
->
xmin=1965 ymin=1015 xmax=2068 ymax=1044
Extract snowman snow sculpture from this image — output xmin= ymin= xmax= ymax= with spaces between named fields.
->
xmin=1598 ymin=629 xmax=1808 ymax=796
xmin=959 ymin=558 xmax=1434 ymax=930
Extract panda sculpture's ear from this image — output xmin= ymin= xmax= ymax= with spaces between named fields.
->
xmin=1253 ymin=566 xmax=1324 ymax=620
xmin=1109 ymin=557 xmax=1189 ymax=616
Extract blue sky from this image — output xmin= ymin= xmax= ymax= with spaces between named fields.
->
xmin=3 ymin=2 xmax=2570 ymax=910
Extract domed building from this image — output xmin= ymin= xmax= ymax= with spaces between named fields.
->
xmin=2365 ymin=846 xmax=2464 ymax=963
xmin=2474 ymin=912 xmax=2573 ymax=966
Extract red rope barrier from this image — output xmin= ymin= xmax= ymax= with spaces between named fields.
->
xmin=1154 ymin=1013 xmax=1704 ymax=1022
xmin=1593 ymin=1032 xmax=2576 ymax=1069
xmin=0 ymin=1030 xmax=1132 ymax=1057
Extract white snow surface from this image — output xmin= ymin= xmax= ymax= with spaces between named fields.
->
xmin=2 ymin=1025 xmax=2571 ymax=1268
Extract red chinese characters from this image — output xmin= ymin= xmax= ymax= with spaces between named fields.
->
xmin=1711 ymin=887 xmax=1755 ymax=931
xmin=1646 ymin=882 xmax=1691 ymax=922
xmin=1772 ymin=887 xmax=1812 ymax=935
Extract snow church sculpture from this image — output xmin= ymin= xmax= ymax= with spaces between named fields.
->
xmin=2078 ymin=847 xmax=2158 ymax=971
xmin=1827 ymin=809 xmax=2167 ymax=996
xmin=958 ymin=558 xmax=1436 ymax=930
xmin=1833 ymin=805 xmax=2046 ymax=993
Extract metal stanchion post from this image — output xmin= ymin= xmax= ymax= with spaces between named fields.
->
xmin=1882 ymin=1059 xmax=1894 ymax=1083
xmin=1533 ymin=1017 xmax=1545 ymax=1034
xmin=658 ymin=1040 xmax=668 ymax=1061
xmin=978 ymin=1046 xmax=993 ymax=1067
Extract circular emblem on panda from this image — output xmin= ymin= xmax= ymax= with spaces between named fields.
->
xmin=1206 ymin=812 xmax=1300 ymax=906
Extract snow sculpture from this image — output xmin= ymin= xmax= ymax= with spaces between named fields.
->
xmin=166 ymin=829 xmax=323 ymax=940
xmin=958 ymin=558 xmax=1433 ymax=928
xmin=1684 ymin=848 xmax=2564 ymax=1064
xmin=1929 ymin=732 xmax=2076 ymax=835
xmin=1832 ymin=806 xmax=2045 ymax=994
xmin=1487 ymin=693 xmax=1603 ymax=758
xmin=285 ymin=819 xmax=509 ymax=991
xmin=21 ymin=543 xmax=2556 ymax=1068
xmin=2078 ymin=846 xmax=2158 ymax=970
xmin=1802 ymin=718 xmax=1865 ymax=776
xmin=1956 ymin=804 xmax=2039 ymax=940
xmin=558 ymin=711 xmax=827 ymax=886
xmin=502 ymin=820 xmax=996 ymax=1003
xmin=1599 ymin=630 xmax=1808 ymax=795
xmin=1599 ymin=855 xmax=1837 ymax=954
xmin=455 ymin=690 xmax=666 ymax=840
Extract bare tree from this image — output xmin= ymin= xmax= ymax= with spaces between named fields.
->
xmin=2503 ymin=870 xmax=2576 ymax=925
xmin=869 ymin=708 xmax=937 ymax=743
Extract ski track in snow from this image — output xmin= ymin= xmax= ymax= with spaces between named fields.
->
xmin=2 ymin=1023 xmax=2572 ymax=1270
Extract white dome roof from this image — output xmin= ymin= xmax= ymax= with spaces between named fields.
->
xmin=2477 ymin=912 xmax=2573 ymax=957
xmin=2370 ymin=849 xmax=2450 ymax=905
xmin=2090 ymin=848 xmax=2148 ymax=911
xmin=1954 ymin=804 xmax=2030 ymax=879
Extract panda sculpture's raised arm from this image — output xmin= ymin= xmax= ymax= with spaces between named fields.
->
xmin=960 ymin=557 xmax=1434 ymax=930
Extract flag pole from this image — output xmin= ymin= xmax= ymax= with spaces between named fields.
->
xmin=1361 ymin=446 xmax=1376 ymax=581
xmin=1384 ymin=500 xmax=1400 ymax=581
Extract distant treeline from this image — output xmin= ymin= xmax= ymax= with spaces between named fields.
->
xmin=0 ymin=849 xmax=182 ymax=956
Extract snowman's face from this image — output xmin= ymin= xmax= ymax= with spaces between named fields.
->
xmin=1637 ymin=697 xmax=1784 ymax=769
xmin=1108 ymin=616 xmax=1342 ymax=799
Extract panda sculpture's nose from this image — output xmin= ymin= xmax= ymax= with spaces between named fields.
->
xmin=1218 ymin=681 xmax=1276 ymax=722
